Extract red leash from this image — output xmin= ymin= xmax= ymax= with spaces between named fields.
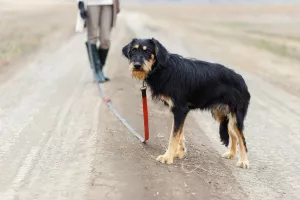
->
xmin=86 ymin=14 xmax=149 ymax=143
xmin=141 ymin=81 xmax=149 ymax=142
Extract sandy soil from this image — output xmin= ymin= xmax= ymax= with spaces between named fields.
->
xmin=0 ymin=2 xmax=300 ymax=200
xmin=0 ymin=0 xmax=76 ymax=81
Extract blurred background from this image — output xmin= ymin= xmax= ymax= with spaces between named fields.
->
xmin=1 ymin=0 xmax=300 ymax=95
xmin=1 ymin=0 xmax=300 ymax=199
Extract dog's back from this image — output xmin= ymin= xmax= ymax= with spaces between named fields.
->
xmin=150 ymin=54 xmax=250 ymax=111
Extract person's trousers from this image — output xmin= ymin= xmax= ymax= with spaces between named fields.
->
xmin=87 ymin=5 xmax=113 ymax=49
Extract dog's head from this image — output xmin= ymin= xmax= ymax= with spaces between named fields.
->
xmin=122 ymin=38 xmax=169 ymax=80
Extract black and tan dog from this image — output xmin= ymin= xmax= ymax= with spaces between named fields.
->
xmin=122 ymin=38 xmax=251 ymax=169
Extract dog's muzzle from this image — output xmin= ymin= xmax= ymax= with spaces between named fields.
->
xmin=133 ymin=62 xmax=142 ymax=69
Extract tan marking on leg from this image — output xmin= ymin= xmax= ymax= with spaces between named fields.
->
xmin=175 ymin=129 xmax=186 ymax=159
xmin=231 ymin=114 xmax=249 ymax=169
xmin=222 ymin=115 xmax=237 ymax=159
xmin=213 ymin=110 xmax=237 ymax=159
xmin=156 ymin=122 xmax=182 ymax=164
xmin=229 ymin=131 xmax=237 ymax=158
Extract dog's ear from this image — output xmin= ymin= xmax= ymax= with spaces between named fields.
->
xmin=122 ymin=39 xmax=138 ymax=59
xmin=151 ymin=38 xmax=170 ymax=66
xmin=122 ymin=42 xmax=131 ymax=59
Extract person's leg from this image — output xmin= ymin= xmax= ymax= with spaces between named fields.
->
xmin=87 ymin=5 xmax=100 ymax=44
xmin=99 ymin=5 xmax=113 ymax=80
xmin=86 ymin=5 xmax=106 ymax=83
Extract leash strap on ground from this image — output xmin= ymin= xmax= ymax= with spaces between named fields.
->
xmin=96 ymin=84 xmax=148 ymax=143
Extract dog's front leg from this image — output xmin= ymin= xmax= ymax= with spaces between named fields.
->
xmin=156 ymin=107 xmax=188 ymax=164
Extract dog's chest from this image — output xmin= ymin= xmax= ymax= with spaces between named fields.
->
xmin=146 ymin=82 xmax=174 ymax=108
xmin=158 ymin=95 xmax=174 ymax=108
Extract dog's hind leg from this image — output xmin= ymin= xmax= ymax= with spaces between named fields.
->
xmin=222 ymin=115 xmax=237 ymax=160
xmin=175 ymin=129 xmax=186 ymax=159
xmin=212 ymin=109 xmax=237 ymax=160
xmin=231 ymin=112 xmax=249 ymax=169
xmin=156 ymin=106 xmax=188 ymax=164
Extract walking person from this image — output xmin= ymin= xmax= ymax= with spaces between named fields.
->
xmin=77 ymin=0 xmax=120 ymax=83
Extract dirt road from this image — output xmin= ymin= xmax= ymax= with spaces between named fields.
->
xmin=0 ymin=2 xmax=300 ymax=200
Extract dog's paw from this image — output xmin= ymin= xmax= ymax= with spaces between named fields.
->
xmin=236 ymin=160 xmax=249 ymax=169
xmin=175 ymin=148 xmax=186 ymax=159
xmin=156 ymin=153 xmax=174 ymax=164
xmin=175 ymin=150 xmax=185 ymax=159
xmin=222 ymin=151 xmax=235 ymax=160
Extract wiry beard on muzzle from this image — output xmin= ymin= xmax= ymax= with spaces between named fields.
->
xmin=129 ymin=58 xmax=156 ymax=80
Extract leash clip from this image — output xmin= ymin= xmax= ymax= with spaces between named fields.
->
xmin=140 ymin=81 xmax=147 ymax=91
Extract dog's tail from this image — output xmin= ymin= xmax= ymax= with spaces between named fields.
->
xmin=219 ymin=117 xmax=229 ymax=147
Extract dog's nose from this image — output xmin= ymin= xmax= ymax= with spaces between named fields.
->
xmin=134 ymin=62 xmax=142 ymax=69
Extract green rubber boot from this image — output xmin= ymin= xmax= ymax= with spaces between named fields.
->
xmin=98 ymin=48 xmax=110 ymax=81
xmin=85 ymin=42 xmax=106 ymax=83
